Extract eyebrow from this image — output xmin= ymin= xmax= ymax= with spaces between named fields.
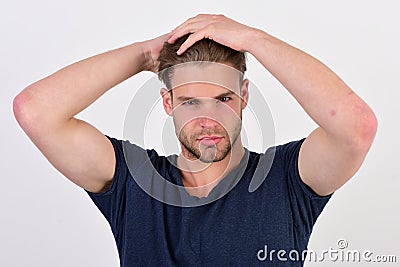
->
xmin=176 ymin=91 xmax=236 ymax=102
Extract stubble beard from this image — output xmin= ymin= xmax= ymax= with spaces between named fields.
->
xmin=178 ymin=124 xmax=242 ymax=163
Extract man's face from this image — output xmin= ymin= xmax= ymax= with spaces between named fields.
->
xmin=161 ymin=63 xmax=248 ymax=163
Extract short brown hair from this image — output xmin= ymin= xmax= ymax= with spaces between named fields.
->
xmin=157 ymin=34 xmax=246 ymax=89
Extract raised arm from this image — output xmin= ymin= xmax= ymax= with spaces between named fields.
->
xmin=168 ymin=14 xmax=377 ymax=196
xmin=246 ymin=30 xmax=377 ymax=196
xmin=13 ymin=34 xmax=169 ymax=193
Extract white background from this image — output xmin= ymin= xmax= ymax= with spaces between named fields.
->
xmin=1 ymin=0 xmax=399 ymax=266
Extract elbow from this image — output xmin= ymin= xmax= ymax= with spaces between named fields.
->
xmin=13 ymin=85 xmax=42 ymax=132
xmin=360 ymin=107 xmax=378 ymax=142
xmin=13 ymin=90 xmax=30 ymax=127
xmin=365 ymin=111 xmax=378 ymax=139
xmin=351 ymin=109 xmax=378 ymax=151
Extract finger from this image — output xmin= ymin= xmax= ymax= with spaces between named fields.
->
xmin=168 ymin=19 xmax=210 ymax=44
xmin=176 ymin=29 xmax=209 ymax=55
xmin=168 ymin=16 xmax=198 ymax=39
xmin=168 ymin=14 xmax=223 ymax=44
xmin=168 ymin=22 xmax=195 ymax=44
xmin=171 ymin=14 xmax=208 ymax=33
xmin=159 ymin=32 xmax=172 ymax=41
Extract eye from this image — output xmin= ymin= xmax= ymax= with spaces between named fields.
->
xmin=217 ymin=96 xmax=232 ymax=103
xmin=182 ymin=99 xmax=199 ymax=105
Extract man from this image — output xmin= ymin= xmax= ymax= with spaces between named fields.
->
xmin=13 ymin=14 xmax=377 ymax=266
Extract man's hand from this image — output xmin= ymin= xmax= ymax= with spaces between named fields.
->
xmin=141 ymin=33 xmax=170 ymax=72
xmin=167 ymin=14 xmax=260 ymax=55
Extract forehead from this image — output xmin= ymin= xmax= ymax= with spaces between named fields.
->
xmin=169 ymin=62 xmax=241 ymax=95
xmin=172 ymin=83 xmax=235 ymax=99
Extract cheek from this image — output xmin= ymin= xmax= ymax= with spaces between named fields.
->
xmin=229 ymin=100 xmax=243 ymax=114
xmin=216 ymin=103 xmax=242 ymax=123
xmin=173 ymin=115 xmax=195 ymax=135
xmin=172 ymin=111 xmax=192 ymax=132
xmin=172 ymin=103 xmax=201 ymax=123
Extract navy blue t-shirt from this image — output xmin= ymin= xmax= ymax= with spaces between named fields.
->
xmin=86 ymin=136 xmax=332 ymax=266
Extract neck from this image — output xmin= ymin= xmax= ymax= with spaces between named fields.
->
xmin=177 ymin=139 xmax=245 ymax=198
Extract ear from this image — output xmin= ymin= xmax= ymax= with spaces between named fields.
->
xmin=160 ymin=88 xmax=173 ymax=115
xmin=240 ymin=79 xmax=249 ymax=110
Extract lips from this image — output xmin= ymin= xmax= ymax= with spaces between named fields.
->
xmin=197 ymin=136 xmax=223 ymax=146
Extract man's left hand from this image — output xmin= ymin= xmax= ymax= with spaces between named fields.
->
xmin=167 ymin=14 xmax=260 ymax=54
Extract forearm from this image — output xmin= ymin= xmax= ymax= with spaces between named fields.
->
xmin=248 ymin=30 xmax=377 ymax=144
xmin=14 ymin=41 xmax=146 ymax=123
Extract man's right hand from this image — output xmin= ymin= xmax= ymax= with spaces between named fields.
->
xmin=140 ymin=33 xmax=170 ymax=73
xmin=13 ymin=33 xmax=169 ymax=193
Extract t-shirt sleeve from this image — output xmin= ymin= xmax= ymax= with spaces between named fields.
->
xmin=85 ymin=135 xmax=137 ymax=236
xmin=277 ymin=137 xmax=333 ymax=239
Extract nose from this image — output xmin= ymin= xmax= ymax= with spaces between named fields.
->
xmin=196 ymin=100 xmax=220 ymax=128
xmin=198 ymin=116 xmax=219 ymax=129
